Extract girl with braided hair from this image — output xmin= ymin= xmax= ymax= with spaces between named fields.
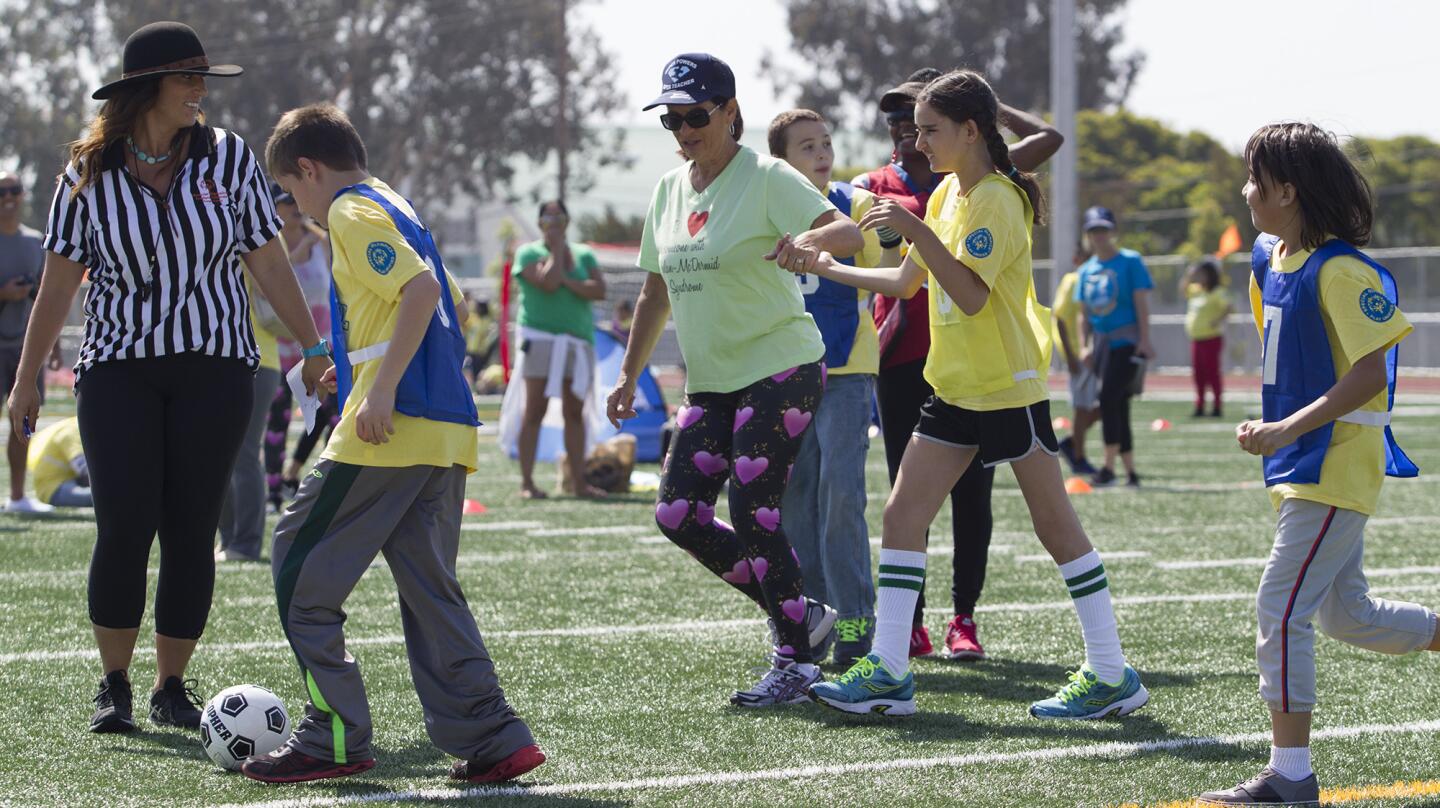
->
xmin=771 ymin=69 xmax=1148 ymax=719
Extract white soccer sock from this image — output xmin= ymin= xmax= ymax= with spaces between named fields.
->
xmin=1268 ymin=745 xmax=1313 ymax=780
xmin=1058 ymin=550 xmax=1126 ymax=684
xmin=873 ymin=548 xmax=927 ymax=676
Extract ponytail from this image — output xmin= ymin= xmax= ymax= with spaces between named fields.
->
xmin=981 ymin=123 xmax=1046 ymax=225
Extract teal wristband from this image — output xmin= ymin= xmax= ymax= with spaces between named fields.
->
xmin=301 ymin=339 xmax=330 ymax=359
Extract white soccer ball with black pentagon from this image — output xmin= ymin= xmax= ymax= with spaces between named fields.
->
xmin=199 ymin=684 xmax=290 ymax=771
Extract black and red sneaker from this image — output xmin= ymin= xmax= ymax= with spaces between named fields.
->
xmin=90 ymin=670 xmax=136 ymax=733
xmin=149 ymin=676 xmax=203 ymax=729
xmin=449 ymin=744 xmax=546 ymax=784
xmin=242 ymin=744 xmax=377 ymax=783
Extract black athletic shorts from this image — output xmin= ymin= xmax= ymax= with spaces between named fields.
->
xmin=913 ymin=396 xmax=1060 ymax=468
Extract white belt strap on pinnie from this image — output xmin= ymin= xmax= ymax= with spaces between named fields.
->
xmin=348 ymin=341 xmax=389 ymax=366
xmin=1336 ymin=409 xmax=1390 ymax=427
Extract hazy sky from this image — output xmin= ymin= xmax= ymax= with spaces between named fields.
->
xmin=582 ymin=0 xmax=1440 ymax=149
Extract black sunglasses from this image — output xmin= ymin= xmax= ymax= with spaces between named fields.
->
xmin=0 ymin=187 xmax=22 ymax=197
xmin=885 ymin=109 xmax=915 ymax=126
xmin=660 ymin=104 xmax=723 ymax=132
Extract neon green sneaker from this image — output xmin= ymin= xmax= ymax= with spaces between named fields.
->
xmin=832 ymin=618 xmax=873 ymax=668
xmin=1028 ymin=663 xmax=1148 ymax=720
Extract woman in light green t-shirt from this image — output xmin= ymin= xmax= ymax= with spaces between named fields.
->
xmin=605 ymin=52 xmax=864 ymax=708
xmin=511 ymin=200 xmax=607 ymax=500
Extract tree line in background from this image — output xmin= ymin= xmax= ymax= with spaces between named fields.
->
xmin=3 ymin=0 xmax=1438 ymax=265
xmin=0 ymin=0 xmax=626 ymax=226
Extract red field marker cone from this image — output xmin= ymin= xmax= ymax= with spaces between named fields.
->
xmin=1064 ymin=477 xmax=1093 ymax=495
xmin=462 ymin=499 xmax=487 ymax=515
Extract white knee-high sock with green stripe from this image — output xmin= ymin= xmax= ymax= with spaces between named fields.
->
xmin=1058 ymin=550 xmax=1126 ymax=684
xmin=873 ymin=549 xmax=927 ymax=676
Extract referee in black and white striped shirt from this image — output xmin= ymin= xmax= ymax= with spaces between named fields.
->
xmin=5 ymin=22 xmax=333 ymax=734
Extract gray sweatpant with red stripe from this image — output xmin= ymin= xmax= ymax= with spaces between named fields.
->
xmin=1257 ymin=498 xmax=1436 ymax=712
xmin=271 ymin=459 xmax=534 ymax=765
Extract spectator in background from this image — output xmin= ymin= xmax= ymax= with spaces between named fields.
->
xmin=1056 ymin=242 xmax=1101 ymax=474
xmin=609 ymin=298 xmax=634 ymax=342
xmin=0 ymin=171 xmax=62 ymax=512
xmin=1075 ymin=206 xmax=1154 ymax=487
xmin=469 ymin=292 xmax=504 ymax=391
xmin=263 ymin=189 xmax=333 ymax=510
xmin=511 ymin=200 xmax=607 ymax=499
xmin=1182 ymin=256 xmax=1230 ymax=417
xmin=27 ymin=415 xmax=91 ymax=507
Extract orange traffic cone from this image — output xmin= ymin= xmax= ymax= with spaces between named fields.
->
xmin=462 ymin=499 xmax=487 ymax=515
xmin=1150 ymin=418 xmax=1172 ymax=432
xmin=1064 ymin=477 xmax=1093 ymax=495
xmin=1053 ymin=415 xmax=1072 ymax=431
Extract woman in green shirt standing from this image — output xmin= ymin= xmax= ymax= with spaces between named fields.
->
xmin=512 ymin=200 xmax=607 ymax=499
xmin=606 ymin=53 xmax=864 ymax=707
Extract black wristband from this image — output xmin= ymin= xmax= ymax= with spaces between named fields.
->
xmin=880 ymin=236 xmax=903 ymax=249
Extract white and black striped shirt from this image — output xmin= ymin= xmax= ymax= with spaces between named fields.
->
xmin=44 ymin=125 xmax=280 ymax=381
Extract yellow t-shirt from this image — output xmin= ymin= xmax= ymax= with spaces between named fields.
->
xmin=913 ymin=173 xmax=1051 ymax=410
xmin=1249 ymin=243 xmax=1412 ymax=515
xmin=246 ymin=273 xmax=281 ymax=371
xmin=1185 ymin=283 xmax=1230 ymax=341
xmin=825 ymin=184 xmax=882 ymax=376
xmin=321 ymin=177 xmax=479 ymax=472
xmin=1051 ymin=271 xmax=1081 ymax=358
xmin=27 ymin=416 xmax=84 ymax=504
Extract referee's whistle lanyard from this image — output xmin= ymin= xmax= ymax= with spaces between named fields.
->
xmin=128 ymin=147 xmax=187 ymax=302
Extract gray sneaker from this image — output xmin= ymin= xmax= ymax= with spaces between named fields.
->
xmin=766 ymin=598 xmax=837 ymax=663
xmin=1199 ymin=767 xmax=1319 ymax=806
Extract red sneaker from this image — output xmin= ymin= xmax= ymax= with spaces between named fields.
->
xmin=908 ymin=625 xmax=933 ymax=658
xmin=943 ymin=614 xmax=987 ymax=661
xmin=450 ymin=743 xmax=547 ymax=783
xmin=241 ymin=744 xmax=376 ymax=783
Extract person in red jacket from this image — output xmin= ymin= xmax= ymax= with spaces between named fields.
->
xmin=852 ymin=68 xmax=1062 ymax=661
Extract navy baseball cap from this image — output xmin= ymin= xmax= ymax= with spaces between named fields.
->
xmin=642 ymin=53 xmax=736 ymax=110
xmin=1083 ymin=206 xmax=1117 ymax=231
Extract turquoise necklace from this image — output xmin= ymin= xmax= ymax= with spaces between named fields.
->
xmin=126 ymin=135 xmax=172 ymax=166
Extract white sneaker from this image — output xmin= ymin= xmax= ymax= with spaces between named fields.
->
xmin=6 ymin=497 xmax=54 ymax=513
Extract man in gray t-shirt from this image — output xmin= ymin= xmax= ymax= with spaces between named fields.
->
xmin=0 ymin=171 xmax=57 ymax=512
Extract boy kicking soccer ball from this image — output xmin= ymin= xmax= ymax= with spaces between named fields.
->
xmin=242 ymin=104 xmax=543 ymax=785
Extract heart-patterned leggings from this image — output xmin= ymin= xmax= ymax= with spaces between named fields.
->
xmin=655 ymin=362 xmax=824 ymax=662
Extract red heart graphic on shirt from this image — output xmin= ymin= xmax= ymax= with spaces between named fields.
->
xmin=687 ymin=211 xmax=709 ymax=237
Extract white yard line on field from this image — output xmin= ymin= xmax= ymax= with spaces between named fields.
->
xmin=460 ymin=520 xmax=544 ymax=532
xmin=213 ymin=719 xmax=1440 ymax=807
xmin=7 ymin=583 xmax=1437 ymax=666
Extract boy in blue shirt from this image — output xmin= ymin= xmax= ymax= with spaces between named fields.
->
xmin=1075 ymin=206 xmax=1153 ymax=486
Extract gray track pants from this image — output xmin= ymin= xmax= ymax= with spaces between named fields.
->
xmin=1257 ymin=498 xmax=1436 ymax=712
xmin=271 ymin=459 xmax=534 ymax=764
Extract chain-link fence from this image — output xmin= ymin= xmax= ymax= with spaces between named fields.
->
xmin=52 ymin=246 xmax=1440 ymax=377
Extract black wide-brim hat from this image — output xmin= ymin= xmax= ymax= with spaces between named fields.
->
xmin=92 ymin=21 xmax=242 ymax=100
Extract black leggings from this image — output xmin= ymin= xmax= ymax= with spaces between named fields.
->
xmin=656 ymin=362 xmax=823 ymax=662
xmin=78 ymin=354 xmax=253 ymax=639
xmin=265 ymin=382 xmax=338 ymax=505
xmin=876 ymin=358 xmax=994 ymax=620
xmin=1099 ymin=344 xmax=1138 ymax=453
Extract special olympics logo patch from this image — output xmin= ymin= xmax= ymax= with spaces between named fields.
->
xmin=367 ymin=241 xmax=396 ymax=275
xmin=1360 ymin=288 xmax=1394 ymax=322
xmin=965 ymin=228 xmax=994 ymax=259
